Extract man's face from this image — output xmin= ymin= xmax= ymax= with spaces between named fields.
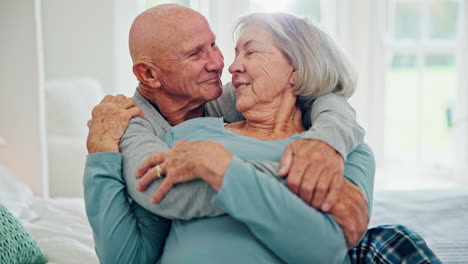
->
xmin=155 ymin=13 xmax=224 ymax=105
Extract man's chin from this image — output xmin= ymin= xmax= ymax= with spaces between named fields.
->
xmin=205 ymin=83 xmax=223 ymax=101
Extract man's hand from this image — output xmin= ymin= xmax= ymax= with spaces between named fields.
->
xmin=329 ymin=180 xmax=369 ymax=248
xmin=279 ymin=139 xmax=345 ymax=212
xmin=86 ymin=95 xmax=144 ymax=153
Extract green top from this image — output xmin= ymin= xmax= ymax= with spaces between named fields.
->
xmin=84 ymin=117 xmax=374 ymax=264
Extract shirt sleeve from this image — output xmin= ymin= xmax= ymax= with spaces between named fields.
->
xmin=83 ymin=152 xmax=171 ymax=264
xmin=119 ymin=117 xmax=226 ymax=220
xmin=301 ymin=93 xmax=365 ymax=159
xmin=212 ymin=144 xmax=375 ymax=264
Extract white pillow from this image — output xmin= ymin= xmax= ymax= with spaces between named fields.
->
xmin=45 ymin=78 xmax=105 ymax=138
xmin=0 ymin=165 xmax=38 ymax=221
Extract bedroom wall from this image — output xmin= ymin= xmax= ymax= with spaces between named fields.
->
xmin=0 ymin=0 xmax=49 ymax=197
xmin=41 ymin=0 xmax=115 ymax=93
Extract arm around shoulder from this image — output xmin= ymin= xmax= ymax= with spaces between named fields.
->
xmin=301 ymin=93 xmax=365 ymax=158
xmin=120 ymin=117 xmax=225 ymax=220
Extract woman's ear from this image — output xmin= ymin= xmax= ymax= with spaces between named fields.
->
xmin=133 ymin=61 xmax=161 ymax=89
xmin=289 ymin=69 xmax=297 ymax=88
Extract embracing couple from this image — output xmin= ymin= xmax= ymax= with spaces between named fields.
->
xmin=84 ymin=4 xmax=439 ymax=264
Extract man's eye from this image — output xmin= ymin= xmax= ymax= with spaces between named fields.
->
xmin=189 ymin=50 xmax=200 ymax=57
xmin=246 ymin=51 xmax=256 ymax=56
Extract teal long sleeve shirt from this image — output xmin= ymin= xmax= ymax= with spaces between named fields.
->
xmin=84 ymin=118 xmax=375 ymax=264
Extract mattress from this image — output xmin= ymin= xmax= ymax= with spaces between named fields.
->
xmin=370 ymin=189 xmax=468 ymax=264
xmin=19 ymin=190 xmax=468 ymax=264
xmin=21 ymin=197 xmax=98 ymax=264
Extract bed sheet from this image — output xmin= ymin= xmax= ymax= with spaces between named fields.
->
xmin=21 ymin=197 xmax=98 ymax=264
xmin=371 ymin=189 xmax=468 ymax=264
xmin=18 ymin=189 xmax=468 ymax=264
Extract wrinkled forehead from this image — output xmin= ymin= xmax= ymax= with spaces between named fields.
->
xmin=236 ymin=24 xmax=274 ymax=49
xmin=158 ymin=12 xmax=215 ymax=56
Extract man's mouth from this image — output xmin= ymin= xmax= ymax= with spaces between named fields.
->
xmin=200 ymin=77 xmax=221 ymax=85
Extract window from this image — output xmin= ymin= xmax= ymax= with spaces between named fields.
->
xmin=381 ymin=0 xmax=464 ymax=187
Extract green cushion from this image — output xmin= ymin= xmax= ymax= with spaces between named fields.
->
xmin=0 ymin=204 xmax=47 ymax=264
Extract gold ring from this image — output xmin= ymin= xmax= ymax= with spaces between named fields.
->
xmin=155 ymin=164 xmax=163 ymax=178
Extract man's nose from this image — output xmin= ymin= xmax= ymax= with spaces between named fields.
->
xmin=206 ymin=48 xmax=224 ymax=72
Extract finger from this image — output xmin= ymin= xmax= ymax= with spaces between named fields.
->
xmin=278 ymin=144 xmax=293 ymax=177
xmin=137 ymin=167 xmax=162 ymax=191
xmin=286 ymin=157 xmax=310 ymax=194
xmin=151 ymin=178 xmax=174 ymax=204
xmin=286 ymin=167 xmax=304 ymax=195
xmin=120 ymin=98 xmax=137 ymax=109
xmin=127 ymin=105 xmax=145 ymax=119
xmin=311 ymin=168 xmax=332 ymax=209
xmin=136 ymin=153 xmax=165 ymax=178
xmin=100 ymin=95 xmax=113 ymax=103
xmin=321 ymin=174 xmax=343 ymax=212
xmin=298 ymin=164 xmax=319 ymax=205
xmin=111 ymin=94 xmax=126 ymax=103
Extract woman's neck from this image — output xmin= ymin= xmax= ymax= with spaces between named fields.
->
xmin=227 ymin=91 xmax=305 ymax=140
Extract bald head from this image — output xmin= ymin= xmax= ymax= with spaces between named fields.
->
xmin=129 ymin=4 xmax=208 ymax=63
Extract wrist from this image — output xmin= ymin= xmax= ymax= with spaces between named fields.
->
xmin=87 ymin=139 xmax=119 ymax=153
xmin=204 ymin=151 xmax=233 ymax=191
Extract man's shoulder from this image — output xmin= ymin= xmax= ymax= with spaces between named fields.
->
xmin=128 ymin=90 xmax=172 ymax=137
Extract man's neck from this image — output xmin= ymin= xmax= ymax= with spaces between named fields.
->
xmin=138 ymin=86 xmax=205 ymax=126
xmin=160 ymin=104 xmax=205 ymax=126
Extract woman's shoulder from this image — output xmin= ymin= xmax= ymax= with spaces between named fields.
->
xmin=164 ymin=117 xmax=225 ymax=143
xmin=173 ymin=117 xmax=224 ymax=131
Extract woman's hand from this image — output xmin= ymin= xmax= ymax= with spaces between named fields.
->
xmin=136 ymin=140 xmax=233 ymax=204
xmin=278 ymin=139 xmax=344 ymax=212
xmin=86 ymin=94 xmax=144 ymax=153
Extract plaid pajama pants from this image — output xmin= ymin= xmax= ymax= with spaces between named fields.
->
xmin=348 ymin=225 xmax=441 ymax=264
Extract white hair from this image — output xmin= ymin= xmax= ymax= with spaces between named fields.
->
xmin=233 ymin=12 xmax=357 ymax=108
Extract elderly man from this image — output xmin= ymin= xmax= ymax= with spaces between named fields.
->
xmin=84 ymin=4 xmax=439 ymax=264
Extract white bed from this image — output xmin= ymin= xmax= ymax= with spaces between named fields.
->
xmin=2 ymin=162 xmax=467 ymax=263
xmin=16 ymin=190 xmax=467 ymax=264
xmin=370 ymin=189 xmax=468 ymax=263
xmin=21 ymin=197 xmax=98 ymax=264
xmin=0 ymin=165 xmax=97 ymax=264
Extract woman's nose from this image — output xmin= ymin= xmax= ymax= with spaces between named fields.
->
xmin=228 ymin=56 xmax=243 ymax=74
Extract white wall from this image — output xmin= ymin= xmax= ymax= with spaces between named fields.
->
xmin=41 ymin=0 xmax=115 ymax=93
xmin=113 ymin=0 xmax=141 ymax=95
xmin=0 ymin=0 xmax=48 ymax=197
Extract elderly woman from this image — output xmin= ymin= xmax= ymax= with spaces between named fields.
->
xmin=85 ymin=12 xmax=439 ymax=264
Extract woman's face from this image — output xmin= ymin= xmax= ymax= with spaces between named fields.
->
xmin=229 ymin=25 xmax=296 ymax=113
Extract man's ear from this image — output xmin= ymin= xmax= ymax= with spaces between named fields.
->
xmin=133 ymin=61 xmax=161 ymax=88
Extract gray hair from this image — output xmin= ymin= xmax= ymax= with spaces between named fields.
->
xmin=233 ymin=12 xmax=357 ymax=107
